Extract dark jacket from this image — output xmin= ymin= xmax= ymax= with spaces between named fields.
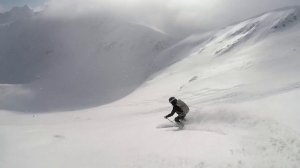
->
xmin=165 ymin=104 xmax=185 ymax=118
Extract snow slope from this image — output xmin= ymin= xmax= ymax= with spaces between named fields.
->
xmin=1 ymin=6 xmax=300 ymax=168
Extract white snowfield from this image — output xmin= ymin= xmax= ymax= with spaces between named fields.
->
xmin=1 ymin=6 xmax=300 ymax=168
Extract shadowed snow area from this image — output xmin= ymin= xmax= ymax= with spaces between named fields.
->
xmin=0 ymin=6 xmax=300 ymax=168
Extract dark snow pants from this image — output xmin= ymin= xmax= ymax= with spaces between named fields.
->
xmin=175 ymin=115 xmax=186 ymax=123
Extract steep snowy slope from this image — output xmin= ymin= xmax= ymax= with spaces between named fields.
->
xmin=143 ymin=6 xmax=300 ymax=125
xmin=113 ymin=6 xmax=300 ymax=167
xmin=1 ymin=6 xmax=300 ymax=168
xmin=0 ymin=7 xmax=174 ymax=111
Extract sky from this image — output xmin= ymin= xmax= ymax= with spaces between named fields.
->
xmin=1 ymin=0 xmax=300 ymax=37
xmin=45 ymin=0 xmax=300 ymax=37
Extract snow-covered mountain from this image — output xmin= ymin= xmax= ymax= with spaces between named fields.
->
xmin=0 ymin=6 xmax=300 ymax=168
xmin=0 ymin=5 xmax=33 ymax=25
xmin=0 ymin=7 xmax=174 ymax=111
xmin=149 ymin=6 xmax=300 ymax=99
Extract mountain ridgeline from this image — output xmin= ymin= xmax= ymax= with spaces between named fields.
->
xmin=0 ymin=6 xmax=299 ymax=112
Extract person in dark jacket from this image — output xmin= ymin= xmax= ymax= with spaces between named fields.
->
xmin=164 ymin=97 xmax=189 ymax=123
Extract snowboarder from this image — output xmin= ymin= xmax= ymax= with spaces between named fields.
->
xmin=164 ymin=97 xmax=189 ymax=125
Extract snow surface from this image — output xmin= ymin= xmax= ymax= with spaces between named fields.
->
xmin=1 ymin=6 xmax=300 ymax=168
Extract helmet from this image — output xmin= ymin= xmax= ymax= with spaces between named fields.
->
xmin=169 ymin=97 xmax=177 ymax=103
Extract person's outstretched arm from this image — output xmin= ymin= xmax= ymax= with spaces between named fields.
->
xmin=165 ymin=107 xmax=176 ymax=118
